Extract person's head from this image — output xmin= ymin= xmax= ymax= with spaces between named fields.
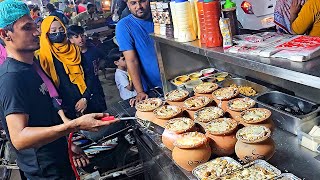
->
xmin=67 ymin=25 xmax=86 ymax=47
xmin=87 ymin=3 xmax=95 ymax=14
xmin=46 ymin=3 xmax=56 ymax=13
xmin=35 ymin=17 xmax=43 ymax=32
xmin=81 ymin=0 xmax=87 ymax=4
xmin=110 ymin=49 xmax=125 ymax=69
xmin=32 ymin=6 xmax=40 ymax=14
xmin=126 ymin=0 xmax=150 ymax=19
xmin=0 ymin=0 xmax=40 ymax=54
xmin=76 ymin=0 xmax=81 ymax=5
xmin=41 ymin=16 xmax=67 ymax=44
xmin=64 ymin=0 xmax=70 ymax=6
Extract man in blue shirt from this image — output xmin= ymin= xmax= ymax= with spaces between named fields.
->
xmin=116 ymin=0 xmax=162 ymax=104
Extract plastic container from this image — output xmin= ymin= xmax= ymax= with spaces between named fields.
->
xmin=203 ymin=0 xmax=222 ymax=47
xmin=197 ymin=0 xmax=206 ymax=43
xmin=170 ymin=0 xmax=179 ymax=38
xmin=156 ymin=1 xmax=166 ymax=36
xmin=189 ymin=0 xmax=199 ymax=38
xmin=222 ymin=0 xmax=239 ymax=35
xmin=174 ymin=0 xmax=196 ymax=42
xmin=298 ymin=117 xmax=320 ymax=153
xmin=163 ymin=0 xmax=175 ymax=38
xmin=151 ymin=0 xmax=160 ymax=35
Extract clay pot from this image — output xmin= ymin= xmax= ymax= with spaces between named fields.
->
xmin=172 ymin=132 xmax=211 ymax=171
xmin=226 ymin=98 xmax=256 ymax=122
xmin=135 ymin=98 xmax=163 ymax=121
xmin=212 ymin=87 xmax=240 ymax=111
xmin=161 ymin=118 xmax=195 ymax=151
xmin=166 ymin=101 xmax=185 ymax=109
xmin=136 ymin=111 xmax=156 ymax=122
xmin=165 ymin=89 xmax=189 ymax=109
xmin=239 ymin=108 xmax=275 ymax=132
xmin=194 ymin=92 xmax=214 ymax=100
xmin=204 ymin=118 xmax=238 ymax=156
xmin=235 ymin=126 xmax=275 ymax=163
xmin=184 ymin=96 xmax=211 ymax=119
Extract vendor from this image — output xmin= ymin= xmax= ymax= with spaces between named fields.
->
xmin=0 ymin=0 xmax=118 ymax=179
xmin=71 ymin=3 xmax=99 ymax=26
xmin=290 ymin=0 xmax=320 ymax=36
xmin=115 ymin=0 xmax=162 ymax=105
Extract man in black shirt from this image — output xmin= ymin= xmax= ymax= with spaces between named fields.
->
xmin=0 ymin=0 xmax=118 ymax=179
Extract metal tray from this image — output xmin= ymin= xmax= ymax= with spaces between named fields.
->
xmin=192 ymin=157 xmax=242 ymax=180
xmin=256 ymin=91 xmax=320 ymax=135
xmin=220 ymin=78 xmax=269 ymax=97
xmin=274 ymin=173 xmax=301 ymax=180
xmin=218 ymin=160 xmax=281 ymax=180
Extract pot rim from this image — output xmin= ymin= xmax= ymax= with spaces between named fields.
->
xmin=205 ymin=118 xmax=238 ymax=135
xmin=174 ymin=132 xmax=208 ymax=149
xmin=194 ymin=106 xmax=224 ymax=123
xmin=184 ymin=96 xmax=211 ymax=111
xmin=153 ymin=105 xmax=183 ymax=120
xmin=212 ymin=87 xmax=240 ymax=101
xmin=227 ymin=98 xmax=256 ymax=112
xmin=135 ymin=98 xmax=163 ymax=112
xmin=193 ymin=82 xmax=219 ymax=94
xmin=165 ymin=89 xmax=190 ymax=102
xmin=240 ymin=108 xmax=272 ymax=124
xmin=165 ymin=117 xmax=195 ymax=134
xmin=236 ymin=125 xmax=272 ymax=144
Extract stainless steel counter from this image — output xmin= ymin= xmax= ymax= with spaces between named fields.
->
xmin=153 ymin=35 xmax=320 ymax=89
xmin=135 ymin=122 xmax=320 ymax=180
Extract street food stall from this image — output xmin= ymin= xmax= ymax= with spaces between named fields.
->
xmin=132 ymin=34 xmax=320 ymax=180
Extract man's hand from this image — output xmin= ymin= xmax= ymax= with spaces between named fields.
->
xmin=131 ymin=92 xmax=148 ymax=107
xmin=74 ymin=113 xmax=119 ymax=132
xmin=290 ymin=0 xmax=302 ymax=16
xmin=71 ymin=143 xmax=89 ymax=168
xmin=75 ymin=98 xmax=87 ymax=113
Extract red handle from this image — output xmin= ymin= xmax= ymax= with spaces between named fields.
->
xmin=101 ymin=116 xmax=115 ymax=121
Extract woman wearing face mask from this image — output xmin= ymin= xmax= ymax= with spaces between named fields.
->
xmin=39 ymin=16 xmax=104 ymax=119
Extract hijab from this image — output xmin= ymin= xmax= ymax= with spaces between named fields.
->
xmin=39 ymin=16 xmax=87 ymax=94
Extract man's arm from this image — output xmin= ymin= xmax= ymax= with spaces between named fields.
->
xmin=123 ymin=50 xmax=147 ymax=101
xmin=6 ymin=113 xmax=117 ymax=151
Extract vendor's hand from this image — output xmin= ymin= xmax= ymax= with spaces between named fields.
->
xmin=129 ymin=98 xmax=136 ymax=107
xmin=290 ymin=0 xmax=302 ymax=15
xmin=74 ymin=113 xmax=119 ymax=132
xmin=71 ymin=143 xmax=89 ymax=168
xmin=134 ymin=92 xmax=148 ymax=105
xmin=75 ymin=98 xmax=87 ymax=113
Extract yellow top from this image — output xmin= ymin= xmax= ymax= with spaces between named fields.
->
xmin=292 ymin=0 xmax=320 ymax=36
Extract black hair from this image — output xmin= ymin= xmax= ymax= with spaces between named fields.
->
xmin=46 ymin=3 xmax=56 ymax=12
xmin=32 ymin=7 xmax=40 ymax=12
xmin=87 ymin=3 xmax=94 ymax=10
xmin=65 ymin=0 xmax=70 ymax=5
xmin=67 ymin=25 xmax=84 ymax=38
xmin=0 ymin=23 xmax=15 ymax=46
xmin=108 ymin=48 xmax=123 ymax=62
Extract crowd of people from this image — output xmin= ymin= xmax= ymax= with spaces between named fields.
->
xmin=0 ymin=0 xmax=162 ymax=179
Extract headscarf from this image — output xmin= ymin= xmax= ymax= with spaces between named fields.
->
xmin=0 ymin=0 xmax=30 ymax=28
xmin=39 ymin=16 xmax=87 ymax=94
xmin=274 ymin=0 xmax=306 ymax=34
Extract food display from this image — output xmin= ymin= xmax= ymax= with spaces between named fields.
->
xmin=165 ymin=117 xmax=195 ymax=133
xmin=192 ymin=157 xmax=242 ymax=180
xmin=194 ymin=107 xmax=224 ymax=123
xmin=184 ymin=96 xmax=211 ymax=110
xmin=135 ymin=98 xmax=163 ymax=112
xmin=275 ymin=173 xmax=301 ymax=180
xmin=236 ymin=125 xmax=271 ymax=143
xmin=153 ymin=105 xmax=182 ymax=120
xmin=194 ymin=82 xmax=219 ymax=94
xmin=215 ymin=72 xmax=229 ymax=82
xmin=227 ymin=98 xmax=256 ymax=112
xmin=201 ymin=68 xmax=217 ymax=77
xmin=165 ymin=89 xmax=189 ymax=102
xmin=230 ymin=84 xmax=257 ymax=96
xmin=212 ymin=87 xmax=239 ymax=100
xmin=174 ymin=75 xmax=190 ymax=85
xmin=205 ymin=118 xmax=238 ymax=135
xmin=174 ymin=132 xmax=208 ymax=148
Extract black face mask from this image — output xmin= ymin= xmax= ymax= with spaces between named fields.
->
xmin=48 ymin=32 xmax=66 ymax=43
